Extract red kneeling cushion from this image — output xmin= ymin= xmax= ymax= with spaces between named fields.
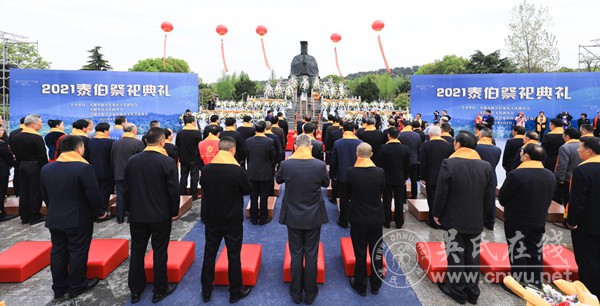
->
xmin=214 ymin=244 xmax=262 ymax=286
xmin=416 ymin=242 xmax=447 ymax=283
xmin=479 ymin=242 xmax=511 ymax=283
xmin=0 ymin=241 xmax=52 ymax=282
xmin=144 ymin=241 xmax=195 ymax=283
xmin=283 ymin=241 xmax=325 ymax=283
xmin=542 ymin=245 xmax=579 ymax=281
xmin=340 ymin=237 xmax=386 ymax=277
xmin=87 ymin=239 xmax=129 ymax=279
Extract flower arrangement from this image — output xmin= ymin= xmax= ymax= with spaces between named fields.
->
xmin=321 ymin=83 xmax=330 ymax=99
xmin=264 ymin=83 xmax=274 ymax=99
xmin=312 ymin=78 xmax=321 ymax=92
xmin=300 ymin=76 xmax=310 ymax=92
xmin=274 ymin=82 xmax=284 ymax=98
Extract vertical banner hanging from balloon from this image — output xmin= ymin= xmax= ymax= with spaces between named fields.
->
xmin=256 ymin=25 xmax=271 ymax=70
xmin=216 ymin=25 xmax=229 ymax=72
xmin=330 ymin=33 xmax=343 ymax=77
xmin=161 ymin=22 xmax=173 ymax=68
xmin=371 ymin=20 xmax=391 ymax=74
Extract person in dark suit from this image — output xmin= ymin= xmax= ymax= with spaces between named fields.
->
xmin=265 ymin=121 xmax=283 ymax=170
xmin=40 ymin=135 xmax=107 ymax=299
xmin=141 ymin=120 xmax=161 ymax=146
xmin=163 ymin=128 xmax=178 ymax=164
xmin=246 ymin=121 xmax=275 ymax=225
xmin=220 ymin=118 xmax=245 ymax=164
xmin=499 ymin=143 xmax=556 ymax=289
xmin=8 ymin=116 xmax=25 ymax=197
xmin=555 ymin=128 xmax=582 ymax=207
xmin=482 ymin=109 xmax=495 ymax=129
xmin=296 ymin=115 xmax=312 ymax=136
xmin=379 ymin=127 xmax=410 ymax=228
xmin=277 ymin=112 xmax=289 ymax=139
xmin=12 ymin=114 xmax=48 ymax=225
xmin=125 ymin=127 xmax=179 ymax=304
xmin=420 ymin=126 xmax=454 ymax=229
xmin=433 ymin=131 xmax=495 ymax=305
xmin=347 ymin=143 xmax=385 ymax=296
xmin=579 ymin=123 xmax=595 ymax=140
xmin=276 ymin=134 xmax=329 ymax=304
xmin=566 ymin=137 xmax=600 ymax=296
xmin=237 ymin=116 xmax=256 ymax=142
xmin=325 ymin=117 xmax=343 ymax=203
xmin=264 ymin=109 xmax=274 ymax=122
xmin=0 ymin=128 xmax=15 ymax=221
xmin=535 ymin=111 xmax=548 ymax=141
xmin=358 ymin=118 xmax=385 ymax=166
xmin=398 ymin=120 xmax=421 ymax=199
xmin=203 ymin=115 xmax=223 ymax=140
xmin=502 ymin=126 xmax=525 ymax=175
xmin=322 ymin=115 xmax=334 ymax=144
xmin=475 ymin=127 xmax=501 ymax=230
xmin=440 ymin=122 xmax=454 ymax=143
xmin=510 ymin=131 xmax=540 ymax=171
xmin=176 ymin=116 xmax=202 ymax=199
xmin=412 ymin=121 xmax=426 ymax=143
xmin=44 ymin=119 xmax=66 ymax=162
xmin=200 ymin=137 xmax=253 ymax=303
xmin=110 ymin=123 xmax=144 ymax=224
xmin=88 ymin=122 xmax=115 ymax=220
xmin=331 ymin=122 xmax=363 ymax=228
xmin=271 ymin=116 xmax=287 ymax=160
xmin=302 ymin=123 xmax=325 ymax=161
xmin=68 ymin=119 xmax=91 ymax=161
xmin=541 ymin=118 xmax=566 ymax=171
xmin=324 ymin=116 xmax=342 ymax=162
xmin=356 ymin=118 xmax=367 ymax=138
xmin=474 ymin=124 xmax=496 ymax=146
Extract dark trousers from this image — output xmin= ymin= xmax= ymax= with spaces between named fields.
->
xmin=350 ymin=223 xmax=383 ymax=291
xmin=12 ymin=164 xmax=19 ymax=197
xmin=179 ymin=161 xmax=199 ymax=197
xmin=115 ymin=180 xmax=126 ymax=219
xmin=97 ymin=178 xmax=115 ymax=211
xmin=18 ymin=161 xmax=42 ymax=222
xmin=443 ymin=230 xmax=481 ymax=300
xmin=329 ymin=175 xmax=339 ymax=201
xmin=129 ymin=220 xmax=172 ymax=295
xmin=408 ymin=164 xmax=419 ymax=199
xmin=558 ymin=182 xmax=570 ymax=206
xmin=426 ymin=184 xmax=438 ymax=226
xmin=504 ymin=223 xmax=544 ymax=287
xmin=250 ymin=180 xmax=270 ymax=222
xmin=539 ymin=129 xmax=546 ymax=141
xmin=383 ymin=183 xmax=404 ymax=228
xmin=287 ymin=227 xmax=321 ymax=301
xmin=49 ymin=223 xmax=93 ymax=296
xmin=571 ymin=230 xmax=600 ymax=297
xmin=595 ymin=129 xmax=600 ymax=137
xmin=337 ymin=181 xmax=349 ymax=226
xmin=0 ymin=175 xmax=7 ymax=211
xmin=201 ymin=223 xmax=243 ymax=294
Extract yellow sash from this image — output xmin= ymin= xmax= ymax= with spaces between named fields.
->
xmin=211 ymin=150 xmax=239 ymax=165
xmin=255 ymin=132 xmax=267 ymax=138
xmin=70 ymin=129 xmax=88 ymax=137
xmin=289 ymin=147 xmax=313 ymax=159
xmin=365 ymin=125 xmax=376 ymax=132
xmin=429 ymin=136 xmax=445 ymax=141
xmin=386 ymin=139 xmax=400 ymax=144
xmin=342 ymin=131 xmax=358 ymax=139
xmin=225 ymin=126 xmax=236 ymax=131
xmin=521 ymin=139 xmax=539 ymax=148
xmin=517 ymin=160 xmax=544 ymax=169
xmin=449 ymin=148 xmax=481 ymax=160
xmin=401 ymin=126 xmax=413 ymax=132
xmin=49 ymin=128 xmax=65 ymax=134
xmin=565 ymin=139 xmax=580 ymax=144
xmin=21 ymin=127 xmax=40 ymax=135
xmin=143 ymin=145 xmax=167 ymax=156
xmin=548 ymin=127 xmax=564 ymax=135
xmin=243 ymin=122 xmax=253 ymax=127
xmin=354 ymin=157 xmax=376 ymax=167
xmin=183 ymin=123 xmax=197 ymax=130
xmin=579 ymin=155 xmax=600 ymax=165
xmin=93 ymin=132 xmax=109 ymax=139
xmin=513 ymin=135 xmax=524 ymax=139
xmin=477 ymin=137 xmax=494 ymax=146
xmin=56 ymin=151 xmax=89 ymax=164
xmin=441 ymin=132 xmax=452 ymax=137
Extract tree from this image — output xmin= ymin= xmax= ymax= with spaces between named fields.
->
xmin=465 ymin=50 xmax=517 ymax=74
xmin=353 ymin=78 xmax=379 ymax=102
xmin=0 ymin=43 xmax=50 ymax=69
xmin=234 ymin=72 xmax=257 ymax=101
xmin=200 ymin=87 xmax=216 ymax=109
xmin=415 ymin=55 xmax=469 ymax=74
xmin=505 ymin=0 xmax=560 ymax=72
xmin=81 ymin=46 xmax=112 ymax=70
xmin=129 ymin=57 xmax=190 ymax=73
xmin=213 ymin=72 xmax=238 ymax=100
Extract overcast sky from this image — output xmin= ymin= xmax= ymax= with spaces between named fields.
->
xmin=3 ymin=0 xmax=598 ymax=83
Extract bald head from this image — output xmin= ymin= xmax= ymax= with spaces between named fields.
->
xmin=356 ymin=142 xmax=372 ymax=158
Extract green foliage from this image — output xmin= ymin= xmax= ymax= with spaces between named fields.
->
xmin=376 ymin=73 xmax=397 ymax=100
xmin=322 ymin=75 xmax=345 ymax=83
xmin=556 ymin=66 xmax=577 ymax=73
xmin=415 ymin=55 xmax=469 ymax=74
xmin=345 ymin=66 xmax=419 ymax=79
xmin=466 ymin=50 xmax=517 ymax=73
xmin=200 ymin=87 xmax=215 ymax=108
xmin=213 ymin=72 xmax=238 ymax=100
xmin=394 ymin=93 xmax=410 ymax=110
xmin=234 ymin=72 xmax=257 ymax=101
xmin=1 ymin=43 xmax=50 ymax=69
xmin=129 ymin=57 xmax=190 ymax=73
xmin=81 ymin=46 xmax=112 ymax=71
xmin=353 ymin=78 xmax=379 ymax=102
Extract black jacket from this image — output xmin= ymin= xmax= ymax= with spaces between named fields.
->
xmin=347 ymin=167 xmax=385 ymax=225
xmin=0 ymin=141 xmax=13 ymax=177
xmin=220 ymin=130 xmax=245 ymax=163
xmin=541 ymin=132 xmax=565 ymax=171
xmin=399 ymin=131 xmax=422 ymax=165
xmin=203 ymin=124 xmax=223 ymax=140
xmin=124 ymin=151 xmax=179 ymax=223
xmin=237 ymin=126 xmax=256 ymax=143
xmin=110 ymin=137 xmax=144 ymax=181
xmin=201 ymin=163 xmax=253 ymax=226
xmin=278 ymin=119 xmax=289 ymax=138
xmin=567 ymin=161 xmax=600 ymax=235
xmin=88 ymin=137 xmax=114 ymax=179
xmin=12 ymin=131 xmax=48 ymax=166
xmin=502 ymin=137 xmax=524 ymax=172
xmin=164 ymin=142 xmax=178 ymax=164
xmin=475 ymin=143 xmax=502 ymax=171
xmin=419 ymin=139 xmax=454 ymax=186
xmin=358 ymin=129 xmax=386 ymax=166
xmin=379 ymin=142 xmax=410 ymax=186
xmin=245 ymin=136 xmax=275 ymax=181
xmin=176 ymin=129 xmax=202 ymax=163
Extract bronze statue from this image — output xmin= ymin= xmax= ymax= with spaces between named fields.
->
xmin=290 ymin=41 xmax=319 ymax=78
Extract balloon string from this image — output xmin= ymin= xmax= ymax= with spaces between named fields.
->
xmin=334 ymin=46 xmax=343 ymax=77
xmin=261 ymin=38 xmax=271 ymax=70
xmin=377 ymin=34 xmax=391 ymax=74
xmin=163 ymin=34 xmax=167 ymax=68
xmin=221 ymin=38 xmax=228 ymax=73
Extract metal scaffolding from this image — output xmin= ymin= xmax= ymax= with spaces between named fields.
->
xmin=578 ymin=38 xmax=600 ymax=72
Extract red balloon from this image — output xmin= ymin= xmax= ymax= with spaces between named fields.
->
xmin=161 ymin=21 xmax=173 ymax=33
xmin=330 ymin=33 xmax=342 ymax=43
xmin=372 ymin=20 xmax=385 ymax=32
xmin=256 ymin=25 xmax=267 ymax=36
xmin=216 ymin=24 xmax=228 ymax=36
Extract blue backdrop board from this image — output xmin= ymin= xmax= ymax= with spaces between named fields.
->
xmin=9 ymin=69 xmax=198 ymax=134
xmin=411 ymin=72 xmax=600 ymax=138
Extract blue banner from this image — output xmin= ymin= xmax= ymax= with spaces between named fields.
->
xmin=9 ymin=69 xmax=198 ymax=134
xmin=411 ymin=72 xmax=600 ymax=138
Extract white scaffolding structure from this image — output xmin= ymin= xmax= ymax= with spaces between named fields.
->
xmin=578 ymin=38 xmax=600 ymax=72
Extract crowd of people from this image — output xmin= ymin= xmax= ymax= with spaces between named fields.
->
xmin=0 ymin=107 xmax=599 ymax=305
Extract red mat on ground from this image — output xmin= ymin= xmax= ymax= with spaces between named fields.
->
xmin=144 ymin=241 xmax=195 ymax=283
xmin=542 ymin=245 xmax=579 ymax=281
xmin=479 ymin=242 xmax=510 ymax=283
xmin=0 ymin=241 xmax=52 ymax=282
xmin=283 ymin=241 xmax=325 ymax=283
xmin=214 ymin=244 xmax=262 ymax=286
xmin=87 ymin=239 xmax=129 ymax=279
xmin=339 ymin=237 xmax=386 ymax=277
xmin=416 ymin=242 xmax=447 ymax=283
xmin=286 ymin=131 xmax=296 ymax=151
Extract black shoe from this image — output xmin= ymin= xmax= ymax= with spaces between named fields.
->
xmin=69 ymin=278 xmax=100 ymax=298
xmin=337 ymin=219 xmax=348 ymax=229
xmin=427 ymin=221 xmax=440 ymax=229
xmin=467 ymin=293 xmax=478 ymax=305
xmin=229 ymin=286 xmax=251 ymax=303
xmin=291 ymin=294 xmax=302 ymax=304
xmin=53 ymin=290 xmax=67 ymax=299
xmin=152 ymin=283 xmax=177 ymax=303
xmin=437 ymin=283 xmax=466 ymax=304
xmin=383 ymin=223 xmax=390 ymax=229
xmin=0 ymin=212 xmax=17 ymax=222
xmin=131 ymin=292 xmax=142 ymax=304
xmin=29 ymin=216 xmax=46 ymax=225
xmin=349 ymin=278 xmax=366 ymax=296
xmin=371 ymin=285 xmax=380 ymax=295
xmin=484 ymin=224 xmax=494 ymax=231
xmin=117 ymin=217 xmax=124 ymax=224
xmin=202 ymin=290 xmax=212 ymax=302
xmin=250 ymin=219 xmax=258 ymax=225
xmin=304 ymin=293 xmax=317 ymax=305
xmin=259 ymin=217 xmax=272 ymax=225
